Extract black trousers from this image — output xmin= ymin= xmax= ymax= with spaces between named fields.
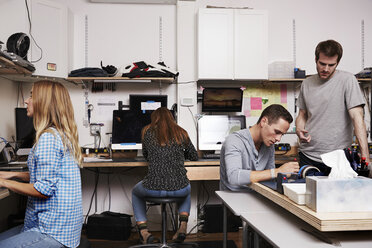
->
xmin=299 ymin=152 xmax=331 ymax=176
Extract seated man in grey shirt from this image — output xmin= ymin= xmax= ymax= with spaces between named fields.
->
xmin=220 ymin=104 xmax=299 ymax=191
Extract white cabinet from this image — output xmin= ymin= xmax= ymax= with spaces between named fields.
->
xmin=198 ymin=9 xmax=234 ymax=79
xmin=198 ymin=8 xmax=268 ymax=80
xmin=30 ymin=0 xmax=69 ymax=78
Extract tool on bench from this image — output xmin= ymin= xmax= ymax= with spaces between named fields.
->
xmin=261 ymin=165 xmax=322 ymax=194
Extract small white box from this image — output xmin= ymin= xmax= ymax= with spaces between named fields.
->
xmin=283 ymin=183 xmax=307 ymax=205
xmin=306 ymin=176 xmax=372 ymax=212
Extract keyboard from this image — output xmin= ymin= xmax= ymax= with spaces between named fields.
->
xmin=202 ymin=153 xmax=221 ymax=159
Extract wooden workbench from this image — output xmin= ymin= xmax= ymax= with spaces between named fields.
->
xmin=251 ymin=182 xmax=372 ymax=232
xmin=82 ymin=152 xmax=298 ymax=181
xmin=82 ymin=159 xmax=221 ymax=181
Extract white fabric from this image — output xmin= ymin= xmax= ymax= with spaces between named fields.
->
xmin=320 ymin=150 xmax=358 ymax=178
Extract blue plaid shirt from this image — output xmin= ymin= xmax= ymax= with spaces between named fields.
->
xmin=23 ymin=128 xmax=83 ymax=248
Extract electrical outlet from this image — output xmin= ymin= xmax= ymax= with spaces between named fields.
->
xmin=90 ymin=123 xmax=102 ymax=136
xmin=181 ymin=97 xmax=194 ymax=107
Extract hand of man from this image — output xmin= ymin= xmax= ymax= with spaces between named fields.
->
xmin=278 ymin=162 xmax=300 ymax=174
xmin=296 ymin=128 xmax=311 ymax=143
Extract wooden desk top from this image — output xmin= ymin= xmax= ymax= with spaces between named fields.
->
xmin=251 ymin=182 xmax=372 ymax=232
xmin=82 ymin=159 xmax=221 ymax=181
xmin=0 ymin=188 xmax=10 ymax=200
xmin=82 ymin=159 xmax=220 ymax=168
xmin=81 ymin=155 xmax=296 ymax=181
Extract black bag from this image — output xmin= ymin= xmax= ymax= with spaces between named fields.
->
xmin=87 ymin=211 xmax=132 ymax=240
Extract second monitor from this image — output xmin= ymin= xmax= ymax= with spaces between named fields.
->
xmin=198 ymin=115 xmax=246 ymax=152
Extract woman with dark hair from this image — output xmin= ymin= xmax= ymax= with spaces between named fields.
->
xmin=0 ymin=80 xmax=83 ymax=248
xmin=132 ymin=107 xmax=198 ymax=244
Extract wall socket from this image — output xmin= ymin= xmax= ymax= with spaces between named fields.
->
xmin=90 ymin=123 xmax=102 ymax=136
xmin=181 ymin=97 xmax=194 ymax=107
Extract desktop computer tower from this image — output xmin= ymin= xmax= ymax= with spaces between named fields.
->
xmin=201 ymin=204 xmax=241 ymax=233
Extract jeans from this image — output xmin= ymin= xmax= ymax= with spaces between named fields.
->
xmin=132 ymin=181 xmax=191 ymax=222
xmin=0 ymin=225 xmax=65 ymax=248
xmin=299 ymin=152 xmax=331 ymax=175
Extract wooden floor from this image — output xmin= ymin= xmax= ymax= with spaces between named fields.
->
xmin=87 ymin=230 xmax=243 ymax=248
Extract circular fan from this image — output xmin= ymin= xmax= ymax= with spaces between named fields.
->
xmin=6 ymin=32 xmax=30 ymax=59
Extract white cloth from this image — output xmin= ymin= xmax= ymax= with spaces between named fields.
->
xmin=320 ymin=150 xmax=358 ymax=178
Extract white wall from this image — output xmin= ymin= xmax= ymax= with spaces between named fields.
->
xmin=0 ymin=78 xmax=19 ymax=146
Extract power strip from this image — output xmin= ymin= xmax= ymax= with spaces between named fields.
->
xmin=275 ymin=143 xmax=291 ymax=151
xmin=82 ymin=147 xmax=108 ymax=154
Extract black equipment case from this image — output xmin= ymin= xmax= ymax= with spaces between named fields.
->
xmin=87 ymin=211 xmax=132 ymax=240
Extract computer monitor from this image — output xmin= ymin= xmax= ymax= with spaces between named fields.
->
xmin=129 ymin=94 xmax=168 ymax=114
xmin=15 ymin=108 xmax=35 ymax=155
xmin=111 ymin=110 xmax=151 ymax=150
xmin=197 ymin=115 xmax=246 ymax=151
xmin=202 ymin=87 xmax=243 ymax=112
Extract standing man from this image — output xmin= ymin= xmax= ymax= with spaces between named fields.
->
xmin=220 ymin=104 xmax=299 ymax=191
xmin=296 ymin=39 xmax=369 ymax=176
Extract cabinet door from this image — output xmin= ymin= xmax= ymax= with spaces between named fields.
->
xmin=30 ymin=0 xmax=68 ymax=78
xmin=198 ymin=9 xmax=234 ymax=79
xmin=234 ymin=9 xmax=268 ymax=79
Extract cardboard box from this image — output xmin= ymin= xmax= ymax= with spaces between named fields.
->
xmin=306 ymin=176 xmax=372 ymax=212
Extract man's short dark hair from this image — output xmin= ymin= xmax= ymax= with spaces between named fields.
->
xmin=315 ymin=39 xmax=343 ymax=63
xmin=257 ymin=104 xmax=293 ymax=125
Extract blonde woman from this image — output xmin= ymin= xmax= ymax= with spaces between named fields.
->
xmin=0 ymin=81 xmax=83 ymax=248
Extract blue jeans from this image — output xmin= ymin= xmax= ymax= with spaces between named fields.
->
xmin=132 ymin=181 xmax=191 ymax=222
xmin=0 ymin=225 xmax=65 ymax=248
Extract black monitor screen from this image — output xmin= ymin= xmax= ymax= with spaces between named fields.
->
xmin=112 ymin=110 xmax=151 ymax=144
xmin=202 ymin=87 xmax=243 ymax=112
xmin=130 ymin=94 xmax=168 ymax=114
xmin=15 ymin=108 xmax=35 ymax=148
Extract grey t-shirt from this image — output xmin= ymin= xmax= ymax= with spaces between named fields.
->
xmin=220 ymin=129 xmax=275 ymax=192
xmin=297 ymin=70 xmax=365 ymax=162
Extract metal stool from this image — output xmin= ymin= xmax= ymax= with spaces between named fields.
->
xmin=129 ymin=197 xmax=198 ymax=248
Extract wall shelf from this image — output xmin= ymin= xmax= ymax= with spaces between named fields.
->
xmin=0 ymin=56 xmax=76 ymax=85
xmin=67 ymin=77 xmax=176 ymax=84
xmin=0 ymin=56 xmax=33 ymax=75
xmin=1 ymin=74 xmax=75 ymax=85
xmin=198 ymin=78 xmax=371 ymax=84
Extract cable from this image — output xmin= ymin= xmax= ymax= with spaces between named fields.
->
xmin=84 ymin=168 xmax=100 ymax=225
xmin=107 ymin=174 xmax=111 ymax=211
xmin=201 ymin=182 xmax=210 ymax=209
xmin=98 ymin=132 xmax=101 ymax=149
xmin=168 ymin=203 xmax=177 ymax=232
xmin=362 ymin=86 xmax=371 ymax=113
xmin=20 ymin=84 xmax=24 ymax=106
xmin=24 ymin=0 xmax=43 ymax=63
xmin=187 ymin=222 xmax=203 ymax=235
xmin=187 ymin=106 xmax=198 ymax=131
xmin=16 ymin=83 xmax=20 ymax=108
